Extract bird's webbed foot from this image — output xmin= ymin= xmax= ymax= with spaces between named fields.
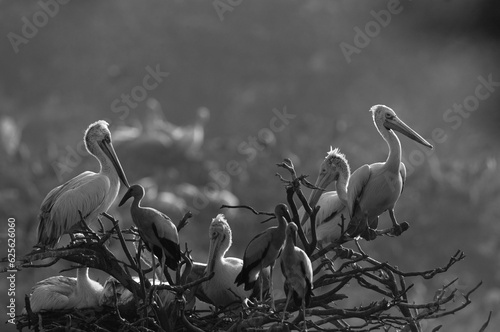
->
xmin=387 ymin=210 xmax=410 ymax=237
xmin=362 ymin=228 xmax=378 ymax=241
xmin=389 ymin=221 xmax=410 ymax=236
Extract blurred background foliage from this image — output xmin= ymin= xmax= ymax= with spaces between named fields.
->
xmin=0 ymin=0 xmax=499 ymax=330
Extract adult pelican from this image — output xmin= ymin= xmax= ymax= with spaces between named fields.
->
xmin=235 ymin=204 xmax=291 ymax=305
xmin=28 ymin=267 xmax=103 ymax=313
xmin=299 ymin=147 xmax=351 ymax=248
xmin=280 ymin=222 xmax=313 ymax=331
xmin=346 ymin=105 xmax=433 ymax=240
xmin=37 ymin=120 xmax=130 ymax=248
xmin=201 ymin=214 xmax=252 ymax=308
xmin=119 ymin=184 xmax=181 ymax=283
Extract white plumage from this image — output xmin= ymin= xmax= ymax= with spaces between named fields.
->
xmin=300 ymin=147 xmax=350 ymax=248
xmin=202 ymin=214 xmax=251 ymax=308
xmin=28 ymin=268 xmax=103 ymax=313
xmin=37 ymin=120 xmax=130 ymax=248
xmin=346 ymin=105 xmax=433 ymax=240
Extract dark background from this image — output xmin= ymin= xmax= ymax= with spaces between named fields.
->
xmin=0 ymin=1 xmax=499 ymax=331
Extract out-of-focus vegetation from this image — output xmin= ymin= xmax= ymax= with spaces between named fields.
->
xmin=0 ymin=1 xmax=499 ymax=331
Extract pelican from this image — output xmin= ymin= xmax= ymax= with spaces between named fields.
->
xmin=346 ymin=105 xmax=433 ymax=239
xmin=201 ymin=214 xmax=251 ymax=308
xmin=28 ymin=267 xmax=103 ymax=313
xmin=36 ymin=120 xmax=130 ymax=248
xmin=119 ymin=184 xmax=181 ymax=283
xmin=299 ymin=147 xmax=351 ymax=248
xmin=280 ymin=222 xmax=313 ymax=331
xmin=235 ymin=204 xmax=291 ymax=306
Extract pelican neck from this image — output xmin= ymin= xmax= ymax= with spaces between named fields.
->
xmin=384 ymin=128 xmax=402 ymax=173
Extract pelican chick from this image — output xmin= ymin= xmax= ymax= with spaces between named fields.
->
xmin=201 ymin=214 xmax=252 ymax=308
xmin=299 ymin=147 xmax=351 ymax=248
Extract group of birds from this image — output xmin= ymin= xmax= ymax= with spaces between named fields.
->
xmin=300 ymin=105 xmax=433 ymax=247
xmin=27 ymin=105 xmax=433 ymax=331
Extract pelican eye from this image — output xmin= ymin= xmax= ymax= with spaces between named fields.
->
xmin=385 ymin=113 xmax=394 ymax=120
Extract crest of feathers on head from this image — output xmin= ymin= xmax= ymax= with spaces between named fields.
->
xmin=211 ymin=214 xmax=232 ymax=244
xmin=324 ymin=146 xmax=350 ymax=178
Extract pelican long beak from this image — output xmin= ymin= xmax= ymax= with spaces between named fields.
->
xmin=206 ymin=235 xmax=222 ymax=274
xmin=100 ymin=140 xmax=131 ymax=188
xmin=301 ymin=172 xmax=336 ymax=226
xmin=384 ymin=116 xmax=433 ymax=149
xmin=119 ymin=187 xmax=133 ymax=207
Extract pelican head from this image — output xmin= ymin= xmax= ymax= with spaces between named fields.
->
xmin=275 ymin=203 xmax=292 ymax=224
xmin=119 ymin=184 xmax=145 ymax=206
xmin=207 ymin=214 xmax=232 ymax=273
xmin=309 ymin=147 xmax=350 ymax=209
xmin=85 ymin=120 xmax=130 ymax=188
xmin=370 ymin=105 xmax=433 ymax=149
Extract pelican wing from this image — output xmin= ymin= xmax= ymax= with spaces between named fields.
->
xmin=39 ymin=172 xmax=93 ymax=217
xmin=30 ymin=276 xmax=77 ymax=312
xmin=31 ymin=276 xmax=76 ymax=296
xmin=347 ymin=164 xmax=372 ymax=218
xmin=37 ymin=172 xmax=109 ymax=246
xmin=301 ymin=191 xmax=345 ymax=226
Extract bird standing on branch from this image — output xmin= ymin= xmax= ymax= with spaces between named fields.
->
xmin=235 ymin=203 xmax=291 ymax=307
xmin=119 ymin=184 xmax=181 ymax=284
xmin=346 ymin=105 xmax=433 ymax=240
xmin=300 ymin=147 xmax=351 ymax=248
xmin=280 ymin=222 xmax=313 ymax=331
xmin=202 ymin=214 xmax=252 ymax=308
xmin=36 ymin=120 xmax=130 ymax=248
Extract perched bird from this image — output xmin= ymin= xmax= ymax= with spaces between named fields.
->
xmin=280 ymin=222 xmax=313 ymax=331
xmin=37 ymin=120 xmax=130 ymax=248
xmin=299 ymin=147 xmax=351 ymax=248
xmin=28 ymin=267 xmax=103 ymax=313
xmin=201 ymin=214 xmax=252 ymax=308
xmin=119 ymin=184 xmax=181 ymax=283
xmin=235 ymin=204 xmax=291 ymax=305
xmin=346 ymin=105 xmax=433 ymax=240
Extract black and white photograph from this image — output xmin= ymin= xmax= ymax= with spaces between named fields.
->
xmin=0 ymin=1 xmax=499 ymax=331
